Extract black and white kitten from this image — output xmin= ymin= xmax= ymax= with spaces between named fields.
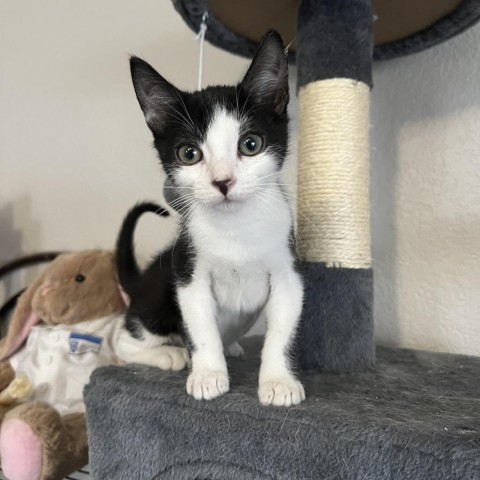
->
xmin=117 ymin=31 xmax=305 ymax=407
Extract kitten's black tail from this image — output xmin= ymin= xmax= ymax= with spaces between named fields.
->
xmin=116 ymin=202 xmax=169 ymax=295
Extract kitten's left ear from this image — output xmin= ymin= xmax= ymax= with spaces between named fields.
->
xmin=240 ymin=31 xmax=289 ymax=115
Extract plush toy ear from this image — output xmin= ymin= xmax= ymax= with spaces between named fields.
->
xmin=0 ymin=275 xmax=44 ymax=361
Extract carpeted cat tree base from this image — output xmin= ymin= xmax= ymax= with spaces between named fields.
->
xmin=84 ymin=336 xmax=480 ymax=480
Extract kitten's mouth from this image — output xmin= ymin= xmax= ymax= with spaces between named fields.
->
xmin=219 ymin=201 xmax=240 ymax=213
xmin=209 ymin=195 xmax=245 ymax=211
xmin=199 ymin=189 xmax=254 ymax=210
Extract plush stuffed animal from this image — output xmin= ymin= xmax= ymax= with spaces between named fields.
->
xmin=0 ymin=250 xmax=127 ymax=480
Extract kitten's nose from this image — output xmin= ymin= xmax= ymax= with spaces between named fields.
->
xmin=212 ymin=177 xmax=235 ymax=197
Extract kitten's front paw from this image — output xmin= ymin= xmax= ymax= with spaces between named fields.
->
xmin=156 ymin=346 xmax=190 ymax=371
xmin=186 ymin=369 xmax=229 ymax=400
xmin=258 ymin=378 xmax=305 ymax=407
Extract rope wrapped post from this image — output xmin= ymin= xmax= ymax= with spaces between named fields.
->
xmin=296 ymin=0 xmax=375 ymax=371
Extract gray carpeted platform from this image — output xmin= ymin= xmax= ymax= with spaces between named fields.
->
xmin=84 ymin=337 xmax=480 ymax=479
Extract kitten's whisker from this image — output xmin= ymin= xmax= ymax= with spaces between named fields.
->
xmin=175 ymin=201 xmax=197 ymax=218
xmin=169 ymin=113 xmax=196 ymax=131
xmin=175 ymin=195 xmax=203 ymax=218
xmin=170 ymin=94 xmax=194 ymax=126
xmin=166 ymin=193 xmax=196 ymax=206
xmin=239 ymin=86 xmax=255 ymax=119
xmin=256 ymin=190 xmax=321 ymax=234
xmin=260 ymin=188 xmax=298 ymax=202
xmin=154 ymin=206 xmax=168 ymax=216
xmin=170 ymin=198 xmax=198 ymax=216
xmin=256 ymin=172 xmax=282 ymax=182
xmin=167 ymin=196 xmax=198 ymax=213
xmin=163 ymin=110 xmax=194 ymax=130
xmin=260 ymin=182 xmax=298 ymax=188
xmin=262 ymin=188 xmax=319 ymax=211
xmin=255 ymin=193 xmax=305 ymax=248
xmin=240 ymin=101 xmax=259 ymax=122
xmin=258 ymin=188 xmax=297 ymax=207
xmin=239 ymin=85 xmax=263 ymax=121
xmin=174 ymin=91 xmax=200 ymax=136
xmin=254 ymin=192 xmax=304 ymax=247
xmin=235 ymin=86 xmax=240 ymax=121
xmin=166 ymin=191 xmax=212 ymax=211
xmin=160 ymin=98 xmax=199 ymax=135
xmin=167 ymin=191 xmax=197 ymax=201
xmin=258 ymin=185 xmax=298 ymax=202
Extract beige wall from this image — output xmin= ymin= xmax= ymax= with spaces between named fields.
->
xmin=0 ymin=0 xmax=250 ymax=262
xmin=1 ymin=1 xmax=479 ymax=355
xmin=371 ymin=24 xmax=480 ymax=356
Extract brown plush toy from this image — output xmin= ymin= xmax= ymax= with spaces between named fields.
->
xmin=0 ymin=250 xmax=127 ymax=480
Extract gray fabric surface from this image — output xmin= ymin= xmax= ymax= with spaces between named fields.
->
xmin=172 ymin=0 xmax=480 ymax=63
xmin=296 ymin=0 xmax=373 ymax=88
xmin=298 ymin=262 xmax=375 ymax=372
xmin=85 ymin=336 xmax=480 ymax=480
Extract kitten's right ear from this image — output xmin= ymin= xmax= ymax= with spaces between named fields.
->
xmin=130 ymin=56 xmax=178 ymax=130
xmin=240 ymin=31 xmax=289 ymax=115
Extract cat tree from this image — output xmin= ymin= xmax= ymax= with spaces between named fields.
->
xmin=84 ymin=1 xmax=480 ymax=478
xmin=172 ymin=0 xmax=480 ymax=372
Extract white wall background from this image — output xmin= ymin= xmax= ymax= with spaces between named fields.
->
xmin=371 ymin=25 xmax=480 ymax=356
xmin=1 ymin=1 xmax=479 ymax=355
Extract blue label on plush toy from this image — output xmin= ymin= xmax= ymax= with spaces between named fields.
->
xmin=69 ymin=332 xmax=103 ymax=354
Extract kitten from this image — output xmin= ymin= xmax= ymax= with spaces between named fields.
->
xmin=120 ymin=31 xmax=305 ymax=407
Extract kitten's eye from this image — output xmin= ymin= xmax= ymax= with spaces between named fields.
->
xmin=75 ymin=274 xmax=85 ymax=283
xmin=238 ymin=134 xmax=264 ymax=156
xmin=177 ymin=145 xmax=203 ymax=165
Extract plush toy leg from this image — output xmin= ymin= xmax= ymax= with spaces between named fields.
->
xmin=0 ymin=360 xmax=15 ymax=391
xmin=0 ymin=361 xmax=18 ymax=426
xmin=0 ymin=375 xmax=32 ymax=405
xmin=1 ymin=418 xmax=42 ymax=480
xmin=0 ymin=401 xmax=88 ymax=480
xmin=296 ymin=0 xmax=375 ymax=371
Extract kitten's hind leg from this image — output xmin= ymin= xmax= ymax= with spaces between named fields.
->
xmin=126 ymin=345 xmax=190 ymax=371
xmin=225 ymin=341 xmax=244 ymax=358
xmin=116 ymin=326 xmax=190 ymax=371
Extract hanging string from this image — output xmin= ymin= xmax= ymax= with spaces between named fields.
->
xmin=285 ymin=36 xmax=296 ymax=55
xmin=194 ymin=11 xmax=208 ymax=90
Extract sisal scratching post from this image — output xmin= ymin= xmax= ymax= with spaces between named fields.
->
xmin=296 ymin=0 xmax=375 ymax=371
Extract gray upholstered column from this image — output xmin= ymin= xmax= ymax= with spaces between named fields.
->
xmin=296 ymin=0 xmax=375 ymax=371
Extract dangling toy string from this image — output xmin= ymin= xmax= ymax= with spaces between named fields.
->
xmin=285 ymin=36 xmax=296 ymax=55
xmin=194 ymin=11 xmax=209 ymax=90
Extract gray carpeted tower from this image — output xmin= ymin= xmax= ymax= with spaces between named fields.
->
xmin=83 ymin=2 xmax=480 ymax=478
xmin=294 ymin=0 xmax=375 ymax=371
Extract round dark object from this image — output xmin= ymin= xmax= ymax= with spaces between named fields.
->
xmin=173 ymin=0 xmax=480 ymax=61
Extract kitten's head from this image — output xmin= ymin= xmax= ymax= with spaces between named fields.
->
xmin=130 ymin=31 xmax=289 ymax=213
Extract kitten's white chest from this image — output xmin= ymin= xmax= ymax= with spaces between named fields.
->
xmin=211 ymin=263 xmax=269 ymax=313
xmin=210 ymin=262 xmax=269 ymax=346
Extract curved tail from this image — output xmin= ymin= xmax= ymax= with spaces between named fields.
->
xmin=116 ymin=202 xmax=169 ymax=295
